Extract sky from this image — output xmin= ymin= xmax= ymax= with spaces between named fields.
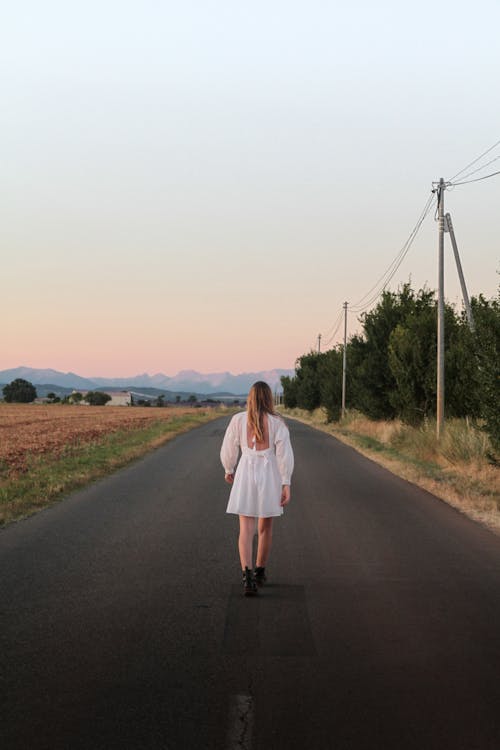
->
xmin=2 ymin=0 xmax=499 ymax=377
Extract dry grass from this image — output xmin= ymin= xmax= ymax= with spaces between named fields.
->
xmin=282 ymin=407 xmax=500 ymax=535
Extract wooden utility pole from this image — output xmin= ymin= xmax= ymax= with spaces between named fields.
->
xmin=341 ymin=302 xmax=348 ymax=419
xmin=436 ymin=178 xmax=445 ymax=439
xmin=317 ymin=333 xmax=322 ymax=354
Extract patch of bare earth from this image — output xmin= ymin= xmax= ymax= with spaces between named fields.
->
xmin=0 ymin=404 xmax=201 ymax=478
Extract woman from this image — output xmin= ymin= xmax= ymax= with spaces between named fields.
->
xmin=220 ymin=381 xmax=294 ymax=596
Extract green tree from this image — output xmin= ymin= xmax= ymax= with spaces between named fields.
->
xmin=84 ymin=391 xmax=112 ymax=406
xmin=318 ymin=347 xmax=343 ymax=421
xmin=444 ymin=306 xmax=482 ymax=420
xmin=187 ymin=394 xmax=198 ymax=403
xmin=373 ymin=290 xmax=479 ymax=424
xmin=3 ymin=378 xmax=37 ymax=403
xmin=71 ymin=392 xmax=83 ymax=403
xmin=280 ymin=375 xmax=298 ymax=408
xmin=388 ymin=306 xmax=436 ymax=424
xmin=351 ymin=285 xmax=430 ymax=419
xmin=343 ymin=334 xmax=368 ymax=414
xmin=294 ymin=352 xmax=322 ymax=411
xmin=287 ymin=283 xmax=498 ymax=438
xmin=471 ymin=293 xmax=500 ymax=447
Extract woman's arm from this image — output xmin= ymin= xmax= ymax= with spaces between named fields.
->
xmin=220 ymin=414 xmax=241 ymax=479
xmin=275 ymin=419 xmax=294 ymax=487
xmin=280 ymin=485 xmax=291 ymax=506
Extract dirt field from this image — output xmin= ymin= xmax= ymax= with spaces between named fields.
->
xmin=0 ymin=403 xmax=203 ymax=477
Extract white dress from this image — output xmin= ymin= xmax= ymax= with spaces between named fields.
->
xmin=220 ymin=412 xmax=294 ymax=518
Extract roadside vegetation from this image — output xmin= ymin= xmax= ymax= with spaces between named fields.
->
xmin=281 ymin=283 xmax=499 ymax=532
xmin=282 ymin=285 xmax=499 ymax=446
xmin=0 ymin=404 xmax=230 ymax=527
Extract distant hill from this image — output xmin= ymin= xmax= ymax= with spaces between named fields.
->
xmin=0 ymin=366 xmax=293 ymax=396
xmin=0 ymin=367 xmax=95 ymax=390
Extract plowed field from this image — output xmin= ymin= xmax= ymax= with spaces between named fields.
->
xmin=0 ymin=404 xmax=201 ymax=477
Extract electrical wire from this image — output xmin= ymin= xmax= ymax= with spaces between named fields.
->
xmin=355 ymin=192 xmax=435 ymax=308
xmin=349 ymin=192 xmax=436 ymax=313
xmin=322 ymin=307 xmax=344 ymax=338
xmin=315 ymin=140 xmax=499 ymax=346
xmin=352 ymin=195 xmax=435 ymax=313
xmin=448 ymin=137 xmax=500 ymax=182
xmin=315 ymin=192 xmax=435 ymax=350
xmin=449 ymin=168 xmax=500 ymax=187
xmin=452 ymin=154 xmax=500 ymax=183
xmin=322 ymin=308 xmax=344 ymax=347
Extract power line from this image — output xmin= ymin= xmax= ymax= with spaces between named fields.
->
xmin=322 ymin=308 xmax=344 ymax=347
xmin=449 ymin=168 xmax=500 ymax=187
xmin=448 ymin=137 xmax=500 ymax=182
xmin=350 ymin=192 xmax=436 ymax=313
xmin=358 ymin=196 xmax=435 ymax=312
xmin=351 ymin=192 xmax=435 ymax=311
xmin=452 ymin=154 xmax=500 ymax=183
xmin=322 ymin=306 xmax=344 ymax=338
xmin=315 ymin=140 xmax=499 ymax=354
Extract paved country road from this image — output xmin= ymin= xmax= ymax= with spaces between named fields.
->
xmin=1 ymin=417 xmax=500 ymax=750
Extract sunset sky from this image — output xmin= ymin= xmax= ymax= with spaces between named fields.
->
xmin=2 ymin=1 xmax=499 ymax=377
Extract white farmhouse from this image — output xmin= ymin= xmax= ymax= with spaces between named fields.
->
xmin=105 ymin=391 xmax=132 ymax=406
xmin=70 ymin=390 xmax=132 ymax=406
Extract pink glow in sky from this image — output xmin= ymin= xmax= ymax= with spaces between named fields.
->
xmin=2 ymin=2 xmax=499 ymax=378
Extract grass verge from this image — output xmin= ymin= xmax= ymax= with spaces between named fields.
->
xmin=282 ymin=407 xmax=500 ymax=535
xmin=0 ymin=410 xmax=224 ymax=527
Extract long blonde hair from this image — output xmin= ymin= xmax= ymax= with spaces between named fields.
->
xmin=247 ymin=381 xmax=276 ymax=442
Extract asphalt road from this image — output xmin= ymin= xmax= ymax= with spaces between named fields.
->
xmin=1 ymin=416 xmax=500 ymax=750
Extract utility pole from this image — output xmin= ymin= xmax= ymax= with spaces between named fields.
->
xmin=317 ymin=333 xmax=322 ymax=354
xmin=445 ymin=213 xmax=475 ymax=331
xmin=341 ymin=301 xmax=348 ymax=419
xmin=436 ymin=178 xmax=445 ymax=439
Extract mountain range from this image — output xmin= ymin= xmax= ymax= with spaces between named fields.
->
xmin=0 ymin=366 xmax=294 ymax=396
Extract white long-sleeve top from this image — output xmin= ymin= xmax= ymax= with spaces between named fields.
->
xmin=220 ymin=411 xmax=294 ymax=485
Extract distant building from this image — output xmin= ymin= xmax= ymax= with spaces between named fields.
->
xmin=105 ymin=391 xmax=131 ymax=406
xmin=70 ymin=389 xmax=132 ymax=406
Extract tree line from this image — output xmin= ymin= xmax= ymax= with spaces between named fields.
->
xmin=1 ymin=381 xmax=216 ymax=407
xmin=281 ymin=284 xmax=499 ymax=447
xmin=1 ymin=380 xmax=113 ymax=406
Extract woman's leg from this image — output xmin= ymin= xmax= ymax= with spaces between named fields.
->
xmin=238 ymin=515 xmax=256 ymax=570
xmin=256 ymin=517 xmax=273 ymax=567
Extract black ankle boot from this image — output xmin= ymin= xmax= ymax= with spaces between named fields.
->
xmin=242 ymin=567 xmax=258 ymax=596
xmin=254 ymin=566 xmax=267 ymax=587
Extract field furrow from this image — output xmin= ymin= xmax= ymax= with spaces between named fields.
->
xmin=0 ymin=404 xmax=201 ymax=477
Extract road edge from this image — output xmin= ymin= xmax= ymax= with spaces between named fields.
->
xmin=284 ymin=412 xmax=500 ymax=537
